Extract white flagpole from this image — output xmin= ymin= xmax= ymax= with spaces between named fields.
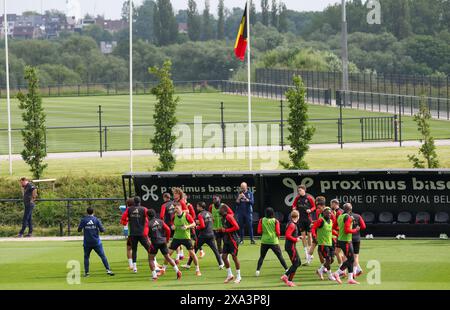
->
xmin=4 ymin=0 xmax=12 ymax=175
xmin=129 ymin=0 xmax=133 ymax=172
xmin=246 ymin=1 xmax=252 ymax=171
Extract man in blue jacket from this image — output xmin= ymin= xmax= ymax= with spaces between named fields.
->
xmin=235 ymin=182 xmax=256 ymax=245
xmin=78 ymin=207 xmax=114 ymax=277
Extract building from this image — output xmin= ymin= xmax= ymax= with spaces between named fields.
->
xmin=100 ymin=19 xmax=127 ymax=33
xmin=13 ymin=26 xmax=42 ymax=39
xmin=100 ymin=41 xmax=117 ymax=54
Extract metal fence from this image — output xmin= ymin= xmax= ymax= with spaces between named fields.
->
xmin=255 ymin=68 xmax=450 ymax=100
xmin=0 ymin=198 xmax=124 ymax=236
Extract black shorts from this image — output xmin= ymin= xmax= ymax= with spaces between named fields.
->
xmin=214 ymin=231 xmax=224 ymax=239
xmin=352 ymin=241 xmax=361 ymax=254
xmin=318 ymin=245 xmax=334 ymax=259
xmin=337 ymin=241 xmax=354 ymax=258
xmin=170 ymin=239 xmax=193 ymax=251
xmin=150 ymin=243 xmax=169 ymax=255
xmin=222 ymin=242 xmax=238 ymax=256
xmin=298 ymin=219 xmax=311 ymax=233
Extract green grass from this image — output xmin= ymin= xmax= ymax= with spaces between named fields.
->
xmin=0 ymin=239 xmax=448 ymax=290
xmin=1 ymin=146 xmax=450 ymax=178
xmin=0 ymin=93 xmax=449 ymax=154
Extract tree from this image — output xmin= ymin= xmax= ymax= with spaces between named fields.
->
xmin=270 ymin=0 xmax=278 ymax=28
xmin=280 ymin=76 xmax=315 ymax=170
xmin=217 ymin=0 xmax=225 ymax=40
xmin=202 ymin=0 xmax=214 ymax=41
xmin=261 ymin=0 xmax=270 ymax=26
xmin=149 ymin=60 xmax=179 ymax=171
xmin=135 ymin=0 xmax=156 ymax=42
xmin=278 ymin=2 xmax=288 ymax=33
xmin=187 ymin=0 xmax=201 ymax=41
xmin=17 ymin=67 xmax=48 ymax=179
xmin=249 ymin=0 xmax=257 ymax=25
xmin=408 ymin=97 xmax=440 ymax=168
xmin=153 ymin=0 xmax=178 ymax=46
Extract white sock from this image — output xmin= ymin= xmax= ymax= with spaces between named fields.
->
xmin=176 ymin=253 xmax=180 ymax=260
xmin=133 ymin=263 xmax=137 ymax=269
xmin=319 ymin=265 xmax=325 ymax=273
xmin=227 ymin=268 xmax=233 ymax=277
xmin=180 ymin=250 xmax=184 ymax=257
xmin=128 ymin=259 xmax=133 ymax=267
xmin=163 ymin=264 xmax=168 ymax=271
xmin=152 ymin=270 xmax=157 ymax=278
xmin=236 ymin=270 xmax=241 ymax=278
xmin=196 ymin=265 xmax=200 ymax=272
xmin=348 ymin=273 xmax=354 ymax=280
xmin=173 ymin=265 xmax=179 ymax=273
xmin=153 ymin=258 xmax=158 ymax=265
xmin=357 ymin=265 xmax=362 ymax=271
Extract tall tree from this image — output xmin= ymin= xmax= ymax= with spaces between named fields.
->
xmin=17 ymin=67 xmax=48 ymax=179
xmin=270 ymin=0 xmax=278 ymax=28
xmin=249 ymin=0 xmax=257 ymax=25
xmin=153 ymin=0 xmax=178 ymax=46
xmin=135 ymin=0 xmax=156 ymax=43
xmin=261 ymin=0 xmax=269 ymax=26
xmin=278 ymin=2 xmax=288 ymax=33
xmin=385 ymin=0 xmax=412 ymax=39
xmin=149 ymin=60 xmax=179 ymax=171
xmin=202 ymin=0 xmax=214 ymax=41
xmin=187 ymin=0 xmax=201 ymax=41
xmin=408 ymin=97 xmax=440 ymax=168
xmin=217 ymin=0 xmax=225 ymax=40
xmin=280 ymin=76 xmax=315 ymax=170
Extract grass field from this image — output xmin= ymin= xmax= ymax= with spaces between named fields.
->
xmin=0 ymin=239 xmax=449 ymax=290
xmin=0 ymin=93 xmax=449 ymax=154
xmin=1 ymin=146 xmax=450 ymax=178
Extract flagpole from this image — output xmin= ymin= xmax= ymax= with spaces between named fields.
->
xmin=4 ymin=0 xmax=12 ymax=175
xmin=246 ymin=1 xmax=252 ymax=171
xmin=129 ymin=0 xmax=133 ymax=172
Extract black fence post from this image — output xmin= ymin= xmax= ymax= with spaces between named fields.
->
xmin=280 ymin=100 xmax=284 ymax=151
xmin=98 ymin=105 xmax=103 ymax=158
xmin=104 ymin=126 xmax=108 ymax=152
xmin=220 ymin=102 xmax=225 ymax=153
xmin=398 ymin=97 xmax=403 ymax=147
xmin=67 ymin=201 xmax=71 ymax=236
xmin=394 ymin=115 xmax=399 ymax=142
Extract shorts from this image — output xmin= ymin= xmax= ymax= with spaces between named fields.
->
xmin=352 ymin=241 xmax=361 ymax=254
xmin=149 ymin=243 xmax=169 ymax=255
xmin=222 ymin=242 xmax=238 ymax=256
xmin=298 ymin=219 xmax=311 ymax=233
xmin=214 ymin=231 xmax=224 ymax=239
xmin=170 ymin=239 xmax=193 ymax=251
xmin=318 ymin=245 xmax=335 ymax=259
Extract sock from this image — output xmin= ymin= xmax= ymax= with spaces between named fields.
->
xmin=128 ymin=259 xmax=133 ymax=267
xmin=163 ymin=264 xmax=168 ymax=271
xmin=227 ymin=268 xmax=233 ymax=277
xmin=176 ymin=253 xmax=180 ymax=260
xmin=152 ymin=270 xmax=157 ymax=278
xmin=318 ymin=265 xmax=325 ymax=273
xmin=133 ymin=263 xmax=137 ymax=270
xmin=236 ymin=269 xmax=241 ymax=278
xmin=196 ymin=265 xmax=200 ymax=272
xmin=327 ymin=270 xmax=332 ymax=275
xmin=154 ymin=258 xmax=159 ymax=265
xmin=173 ymin=265 xmax=179 ymax=273
xmin=180 ymin=250 xmax=184 ymax=257
xmin=348 ymin=273 xmax=354 ymax=280
xmin=356 ymin=265 xmax=362 ymax=272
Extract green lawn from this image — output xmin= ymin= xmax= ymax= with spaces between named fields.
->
xmin=1 ymin=146 xmax=450 ymax=178
xmin=0 ymin=93 xmax=449 ymax=154
xmin=0 ymin=239 xmax=448 ymax=290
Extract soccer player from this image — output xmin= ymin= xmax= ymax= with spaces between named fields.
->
xmin=120 ymin=196 xmax=152 ymax=273
xmin=78 ymin=207 xmax=114 ymax=277
xmin=164 ymin=202 xmax=201 ymax=276
xmin=209 ymin=195 xmax=234 ymax=253
xmin=331 ymin=199 xmax=344 ymax=265
xmin=292 ymin=185 xmax=316 ymax=263
xmin=306 ymin=196 xmax=326 ymax=265
xmin=352 ymin=211 xmax=367 ymax=277
xmin=334 ymin=203 xmax=361 ymax=285
xmin=147 ymin=208 xmax=181 ymax=281
xmin=218 ymin=204 xmax=241 ymax=284
xmin=160 ymin=192 xmax=174 ymax=226
xmin=282 ymin=210 xmax=301 ymax=287
xmin=172 ymin=188 xmax=188 ymax=261
xmin=183 ymin=193 xmax=205 ymax=259
xmin=120 ymin=198 xmax=134 ymax=270
xmin=183 ymin=202 xmax=224 ymax=269
xmin=311 ymin=207 xmax=338 ymax=281
xmin=255 ymin=207 xmax=288 ymax=276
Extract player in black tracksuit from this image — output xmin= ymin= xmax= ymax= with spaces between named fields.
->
xmin=148 ymin=209 xmax=181 ymax=281
xmin=184 ymin=202 xmax=224 ymax=269
xmin=120 ymin=196 xmax=151 ymax=273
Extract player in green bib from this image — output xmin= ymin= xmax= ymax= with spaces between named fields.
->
xmin=165 ymin=202 xmax=202 ymax=277
xmin=255 ymin=208 xmax=288 ymax=276
xmin=311 ymin=207 xmax=338 ymax=282
xmin=209 ymin=195 xmax=234 ymax=253
xmin=333 ymin=203 xmax=360 ymax=285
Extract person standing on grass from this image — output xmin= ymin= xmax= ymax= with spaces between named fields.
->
xmin=235 ymin=182 xmax=255 ymax=245
xmin=282 ymin=210 xmax=302 ymax=287
xmin=351 ymin=211 xmax=366 ymax=277
xmin=219 ymin=204 xmax=242 ymax=284
xmin=255 ymin=207 xmax=288 ymax=277
xmin=77 ymin=207 xmax=114 ymax=277
xmin=210 ymin=195 xmax=234 ymax=254
xmin=330 ymin=199 xmax=344 ymax=265
xmin=17 ymin=177 xmax=37 ymax=238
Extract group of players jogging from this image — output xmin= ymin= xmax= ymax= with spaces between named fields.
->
xmin=78 ymin=184 xmax=366 ymax=287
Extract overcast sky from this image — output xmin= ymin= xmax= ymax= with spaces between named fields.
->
xmin=5 ymin=0 xmax=340 ymax=20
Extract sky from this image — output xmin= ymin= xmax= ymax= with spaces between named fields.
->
xmin=5 ymin=0 xmax=340 ymax=20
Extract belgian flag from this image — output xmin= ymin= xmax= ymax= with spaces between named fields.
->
xmin=234 ymin=4 xmax=248 ymax=61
